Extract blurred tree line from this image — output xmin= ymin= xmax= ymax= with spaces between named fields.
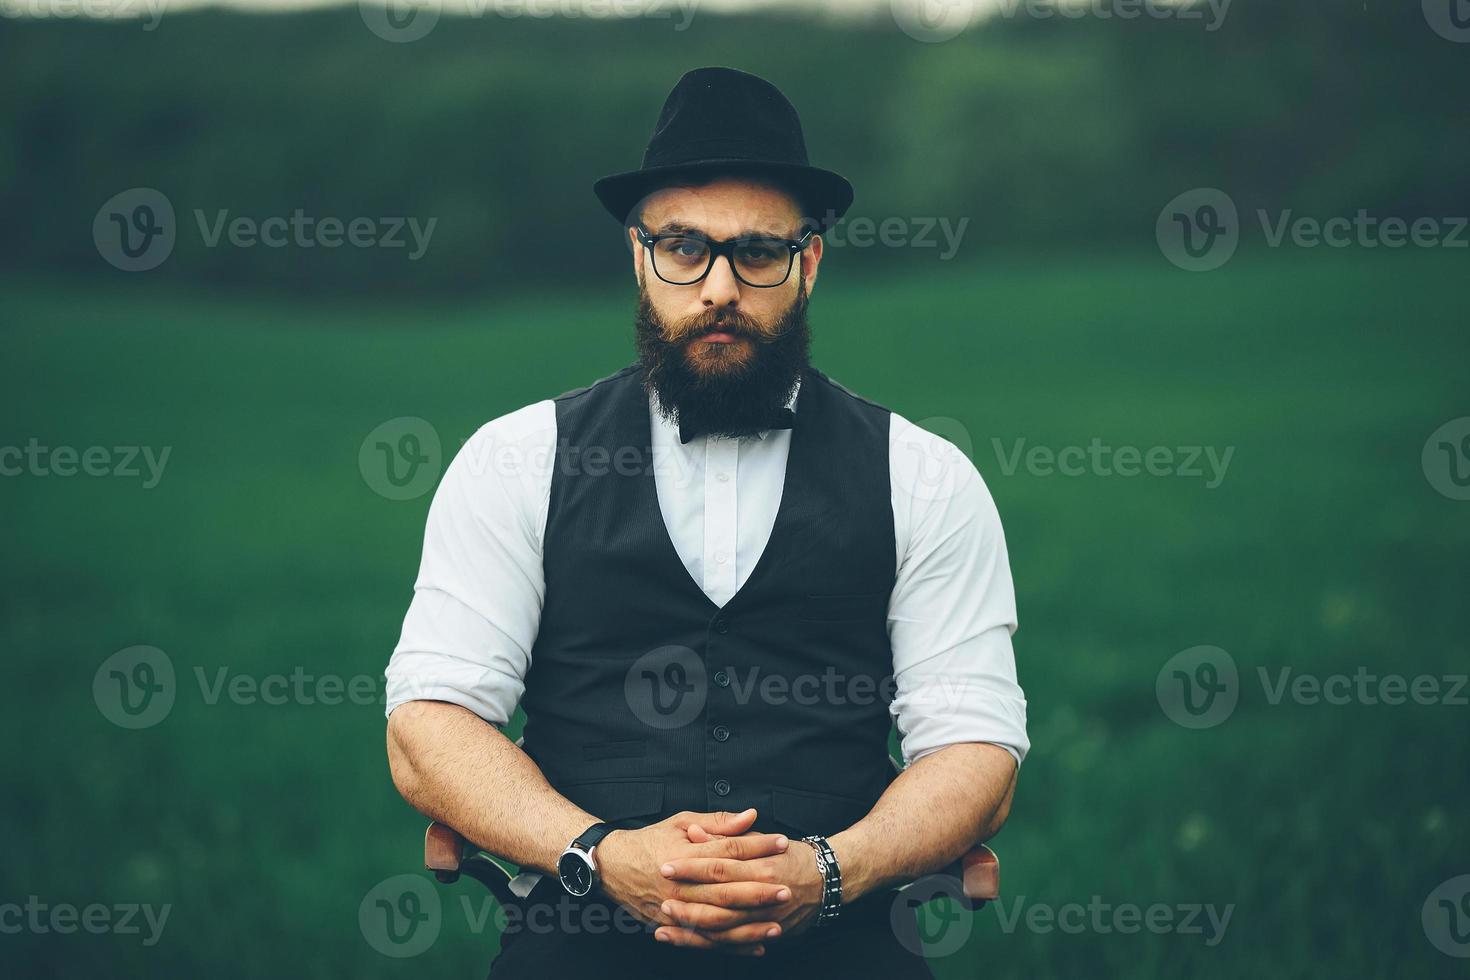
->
xmin=0 ymin=0 xmax=1464 ymax=295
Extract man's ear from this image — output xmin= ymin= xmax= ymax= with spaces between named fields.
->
xmin=800 ymin=233 xmax=824 ymax=293
xmin=627 ymin=226 xmax=645 ymax=287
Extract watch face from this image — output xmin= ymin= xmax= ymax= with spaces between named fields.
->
xmin=558 ymin=850 xmax=594 ymax=897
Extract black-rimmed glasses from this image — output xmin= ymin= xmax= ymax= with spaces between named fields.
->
xmin=635 ymin=226 xmax=816 ymax=288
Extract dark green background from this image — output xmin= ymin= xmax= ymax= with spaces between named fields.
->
xmin=2 ymin=2 xmax=1468 ymax=977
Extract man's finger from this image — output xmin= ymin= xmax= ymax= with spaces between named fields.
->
xmin=654 ymin=927 xmax=767 ymax=955
xmin=709 ymin=833 xmax=788 ymax=860
xmin=674 ymin=808 xmax=757 ymax=836
xmin=661 ymin=856 xmax=782 ymax=885
xmin=660 ymin=899 xmax=777 ymax=933
xmin=668 ymin=880 xmax=791 ymax=908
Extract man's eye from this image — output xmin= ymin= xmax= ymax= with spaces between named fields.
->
xmin=736 ymin=242 xmax=782 ymax=264
xmin=659 ymin=238 xmax=708 ymax=259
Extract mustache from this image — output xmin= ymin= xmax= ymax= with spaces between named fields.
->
xmin=664 ymin=307 xmax=780 ymax=344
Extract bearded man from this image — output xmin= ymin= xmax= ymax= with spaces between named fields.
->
xmin=384 ymin=66 xmax=1028 ymax=979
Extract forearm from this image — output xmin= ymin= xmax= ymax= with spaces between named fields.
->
xmin=829 ymin=742 xmax=1016 ymax=902
xmin=385 ymin=699 xmax=595 ymax=875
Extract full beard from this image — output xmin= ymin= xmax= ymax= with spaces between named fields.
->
xmin=635 ymin=279 xmax=812 ymax=441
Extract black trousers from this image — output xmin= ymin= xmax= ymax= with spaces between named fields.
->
xmin=486 ymin=876 xmax=937 ymax=980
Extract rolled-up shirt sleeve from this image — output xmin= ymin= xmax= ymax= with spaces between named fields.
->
xmin=384 ymin=401 xmax=555 ymax=726
xmin=888 ymin=413 xmax=1029 ymax=768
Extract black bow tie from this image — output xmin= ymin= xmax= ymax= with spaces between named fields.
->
xmin=678 ymin=408 xmax=795 ymax=445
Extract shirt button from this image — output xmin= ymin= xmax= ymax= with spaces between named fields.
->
xmin=716 ymin=471 xmax=730 ymax=482
xmin=712 ymin=725 xmax=731 ymax=742
xmin=712 ymin=618 xmax=730 ymax=634
xmin=713 ymin=551 xmax=728 ymax=565
xmin=713 ymin=670 xmax=730 ymax=687
xmin=713 ymin=779 xmax=731 ymax=796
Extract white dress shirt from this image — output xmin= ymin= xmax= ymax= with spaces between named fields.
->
xmin=386 ymin=375 xmax=1029 ymax=767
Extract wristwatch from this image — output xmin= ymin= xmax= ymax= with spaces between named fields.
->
xmin=557 ymin=822 xmax=616 ymax=897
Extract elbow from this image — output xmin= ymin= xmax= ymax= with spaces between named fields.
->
xmin=984 ymin=792 xmax=1013 ymax=839
xmin=982 ymin=763 xmax=1018 ymax=839
xmin=385 ymin=705 xmax=423 ymax=802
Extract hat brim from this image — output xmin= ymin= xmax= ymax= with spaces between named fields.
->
xmin=593 ymin=159 xmax=854 ymax=232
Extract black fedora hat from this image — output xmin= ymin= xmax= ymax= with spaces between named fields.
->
xmin=593 ymin=66 xmax=854 ymax=232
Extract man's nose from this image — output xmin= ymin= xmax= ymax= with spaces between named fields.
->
xmin=699 ymin=252 xmax=741 ymax=309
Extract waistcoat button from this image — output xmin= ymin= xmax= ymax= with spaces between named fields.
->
xmin=713 ymin=670 xmax=730 ymax=688
xmin=713 ymin=778 xmax=731 ymax=796
xmin=713 ymin=618 xmax=730 ymax=634
xmin=712 ymin=725 xmax=730 ymax=742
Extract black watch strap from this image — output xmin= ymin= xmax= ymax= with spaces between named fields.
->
xmin=572 ymin=822 xmax=615 ymax=852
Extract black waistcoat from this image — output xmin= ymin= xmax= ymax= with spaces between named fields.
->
xmin=521 ymin=363 xmax=898 ymax=840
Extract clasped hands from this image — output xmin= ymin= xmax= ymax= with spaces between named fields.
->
xmin=596 ymin=807 xmax=824 ymax=956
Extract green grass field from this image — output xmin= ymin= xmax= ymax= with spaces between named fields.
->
xmin=2 ymin=248 xmax=1466 ymax=978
